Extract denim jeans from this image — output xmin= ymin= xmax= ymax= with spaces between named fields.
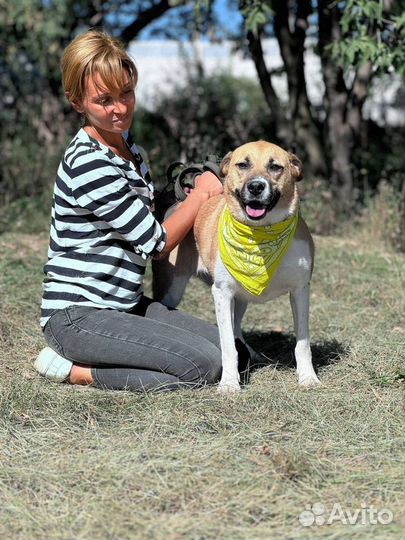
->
xmin=43 ymin=297 xmax=224 ymax=392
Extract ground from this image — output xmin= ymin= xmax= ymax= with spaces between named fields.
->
xmin=0 ymin=225 xmax=403 ymax=540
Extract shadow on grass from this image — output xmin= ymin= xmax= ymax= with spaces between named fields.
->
xmin=239 ymin=330 xmax=349 ymax=383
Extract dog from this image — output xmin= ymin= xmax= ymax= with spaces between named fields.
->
xmin=153 ymin=140 xmax=320 ymax=392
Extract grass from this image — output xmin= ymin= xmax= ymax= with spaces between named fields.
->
xmin=0 ymin=217 xmax=403 ymax=540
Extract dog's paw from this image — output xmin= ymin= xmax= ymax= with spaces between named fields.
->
xmin=298 ymin=373 xmax=321 ymax=386
xmin=217 ymin=379 xmax=241 ymax=394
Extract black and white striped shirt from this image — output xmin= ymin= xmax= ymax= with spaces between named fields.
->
xmin=40 ymin=128 xmax=166 ymax=328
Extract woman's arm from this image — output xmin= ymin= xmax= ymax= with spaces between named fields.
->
xmin=159 ymin=171 xmax=223 ymax=257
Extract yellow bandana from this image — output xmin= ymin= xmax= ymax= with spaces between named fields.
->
xmin=218 ymin=207 xmax=299 ymax=296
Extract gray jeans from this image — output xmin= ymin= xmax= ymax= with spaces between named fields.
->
xmin=43 ymin=297 xmax=226 ymax=392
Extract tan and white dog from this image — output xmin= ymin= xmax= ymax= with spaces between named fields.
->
xmin=153 ymin=140 xmax=320 ymax=392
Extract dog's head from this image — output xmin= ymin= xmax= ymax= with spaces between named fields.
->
xmin=220 ymin=140 xmax=303 ymax=225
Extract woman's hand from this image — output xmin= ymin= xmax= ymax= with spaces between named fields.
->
xmin=158 ymin=171 xmax=223 ymax=257
xmin=194 ymin=171 xmax=223 ymax=199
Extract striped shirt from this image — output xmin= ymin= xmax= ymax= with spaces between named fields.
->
xmin=40 ymin=128 xmax=166 ymax=328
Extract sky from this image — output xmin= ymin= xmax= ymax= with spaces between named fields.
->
xmin=138 ymin=0 xmax=243 ymax=40
xmin=209 ymin=0 xmax=243 ymax=35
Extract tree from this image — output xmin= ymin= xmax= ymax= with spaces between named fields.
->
xmin=197 ymin=0 xmax=405 ymax=210
xmin=317 ymin=0 xmax=405 ymax=208
xmin=245 ymin=0 xmax=327 ymax=177
xmin=0 ymin=0 xmax=185 ymax=204
xmin=1 ymin=0 xmax=404 ymax=212
xmin=124 ymin=0 xmax=404 ymax=207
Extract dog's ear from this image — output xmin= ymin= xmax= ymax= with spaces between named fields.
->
xmin=220 ymin=151 xmax=232 ymax=177
xmin=289 ymin=153 xmax=303 ymax=181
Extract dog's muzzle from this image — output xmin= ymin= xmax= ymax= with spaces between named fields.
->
xmin=238 ymin=177 xmax=280 ymax=220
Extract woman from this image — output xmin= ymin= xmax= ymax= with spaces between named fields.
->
xmin=35 ymin=29 xmax=229 ymax=392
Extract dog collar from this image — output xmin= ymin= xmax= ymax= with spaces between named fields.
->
xmin=218 ymin=207 xmax=299 ymax=296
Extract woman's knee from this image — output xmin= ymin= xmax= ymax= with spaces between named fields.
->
xmin=202 ymin=355 xmax=222 ymax=384
xmin=178 ymin=349 xmax=221 ymax=385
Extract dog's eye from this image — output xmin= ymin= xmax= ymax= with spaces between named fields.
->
xmin=268 ymin=163 xmax=284 ymax=173
xmin=236 ymin=161 xmax=251 ymax=170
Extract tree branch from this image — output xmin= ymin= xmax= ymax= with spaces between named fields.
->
xmin=120 ymin=0 xmax=186 ymax=44
xmin=272 ymin=0 xmax=325 ymax=173
xmin=246 ymin=30 xmax=286 ymax=137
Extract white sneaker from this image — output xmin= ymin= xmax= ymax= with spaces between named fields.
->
xmin=34 ymin=347 xmax=73 ymax=382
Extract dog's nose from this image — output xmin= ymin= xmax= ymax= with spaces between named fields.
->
xmin=247 ymin=180 xmax=266 ymax=196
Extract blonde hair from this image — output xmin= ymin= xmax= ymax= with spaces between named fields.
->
xmin=61 ymin=29 xmax=138 ymax=104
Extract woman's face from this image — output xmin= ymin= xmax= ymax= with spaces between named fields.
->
xmin=76 ymin=71 xmax=136 ymax=135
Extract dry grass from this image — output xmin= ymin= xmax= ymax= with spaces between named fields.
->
xmin=0 ymin=214 xmax=403 ymax=540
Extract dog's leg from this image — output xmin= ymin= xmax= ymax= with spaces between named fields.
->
xmin=290 ymin=284 xmax=320 ymax=386
xmin=234 ymin=299 xmax=258 ymax=362
xmin=233 ymin=299 xmax=246 ymax=341
xmin=152 ymin=230 xmax=198 ymax=308
xmin=212 ymin=284 xmax=241 ymax=393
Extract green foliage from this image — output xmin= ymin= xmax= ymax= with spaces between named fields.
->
xmin=194 ymin=0 xmax=273 ymax=36
xmin=329 ymin=0 xmax=405 ymax=73
xmin=1 ymin=135 xmax=50 ymax=207
xmin=0 ymin=0 xmax=96 ymax=206
xmin=353 ymin=123 xmax=405 ymax=194
xmin=193 ymin=0 xmax=211 ymax=22
xmin=0 ymin=193 xmax=53 ymax=236
xmin=240 ymin=0 xmax=273 ymax=36
xmin=0 ymin=0 xmax=81 ymax=131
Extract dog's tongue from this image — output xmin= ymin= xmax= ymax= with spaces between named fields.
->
xmin=246 ymin=205 xmax=266 ymax=218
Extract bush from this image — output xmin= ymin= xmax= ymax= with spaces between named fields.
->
xmin=299 ymin=174 xmax=405 ymax=252
xmin=0 ymin=133 xmax=66 ymax=234
xmin=0 ymin=193 xmax=52 ymax=235
xmin=353 ymin=122 xmax=405 ymax=198
xmin=357 ymin=179 xmax=405 ymax=253
xmin=298 ymin=177 xmax=338 ymax=236
xmin=1 ymin=137 xmax=63 ymax=206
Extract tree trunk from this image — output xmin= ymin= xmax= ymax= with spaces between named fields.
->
xmin=246 ymin=31 xmax=289 ymax=143
xmin=273 ymin=0 xmax=327 ymax=176
xmin=318 ymin=0 xmax=354 ymax=211
xmin=347 ymin=61 xmax=373 ymax=141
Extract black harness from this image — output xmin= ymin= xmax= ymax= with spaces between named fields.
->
xmin=165 ymin=154 xmax=224 ymax=201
